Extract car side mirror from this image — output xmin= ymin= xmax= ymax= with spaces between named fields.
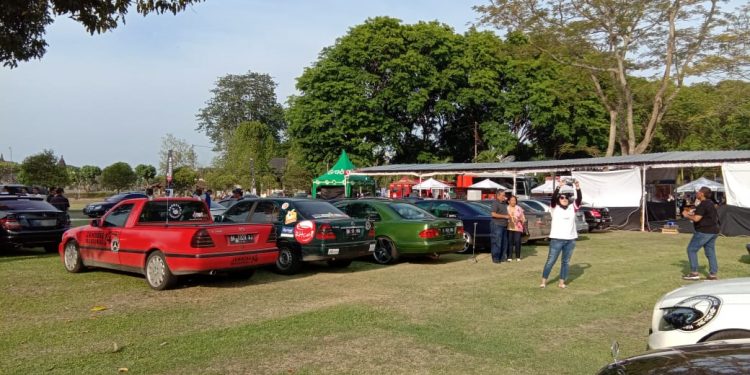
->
xmin=90 ymin=219 xmax=99 ymax=227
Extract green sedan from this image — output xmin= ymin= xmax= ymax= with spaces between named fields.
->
xmin=333 ymin=199 xmax=465 ymax=264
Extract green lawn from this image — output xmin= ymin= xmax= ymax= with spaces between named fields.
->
xmin=1 ymin=232 xmax=749 ymax=374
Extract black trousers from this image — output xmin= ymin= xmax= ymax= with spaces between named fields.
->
xmin=508 ymin=230 xmax=523 ymax=259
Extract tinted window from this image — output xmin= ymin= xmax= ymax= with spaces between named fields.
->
xmin=0 ymin=198 xmax=58 ymax=211
xmin=467 ymin=202 xmax=492 ymax=214
xmin=222 ymin=201 xmax=254 ymax=223
xmin=249 ymin=201 xmax=280 ymax=224
xmin=104 ymin=204 xmax=134 ymax=227
xmin=342 ymin=202 xmax=380 ymax=220
xmin=294 ymin=201 xmax=348 ymax=219
xmin=138 ymin=201 xmax=211 ymax=223
xmin=432 ymin=203 xmax=460 ymax=218
xmin=387 ymin=203 xmax=434 ymax=220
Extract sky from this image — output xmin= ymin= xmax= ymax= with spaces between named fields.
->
xmin=0 ymin=0 xmax=482 ymax=170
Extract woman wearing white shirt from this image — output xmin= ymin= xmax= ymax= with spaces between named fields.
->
xmin=540 ymin=179 xmax=582 ymax=289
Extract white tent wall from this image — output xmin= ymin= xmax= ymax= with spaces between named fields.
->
xmin=572 ymin=168 xmax=642 ymax=207
xmin=722 ymin=162 xmax=750 ymax=208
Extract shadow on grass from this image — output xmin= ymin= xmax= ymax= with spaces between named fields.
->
xmin=740 ymin=254 xmax=750 ymax=265
xmin=672 ymin=260 xmax=707 ymax=276
xmin=0 ymin=247 xmax=57 ymax=263
xmin=544 ymin=263 xmax=591 ymax=286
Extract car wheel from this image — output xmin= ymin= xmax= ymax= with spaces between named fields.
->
xmin=458 ymin=232 xmax=472 ymax=254
xmin=43 ymin=244 xmax=59 ymax=253
xmin=703 ymin=329 xmax=750 ymax=342
xmin=326 ymin=259 xmax=353 ymax=268
xmin=145 ymin=251 xmax=177 ymax=290
xmin=374 ymin=237 xmax=399 ymax=265
xmin=63 ymin=240 xmax=84 ymax=273
xmin=275 ymin=246 xmax=303 ymax=275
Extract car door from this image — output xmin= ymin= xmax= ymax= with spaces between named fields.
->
xmin=83 ymin=203 xmax=134 ymax=266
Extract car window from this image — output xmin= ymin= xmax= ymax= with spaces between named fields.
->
xmin=0 ymin=198 xmax=57 ymax=211
xmin=387 ymin=203 xmax=435 ymax=220
xmin=103 ymin=204 xmax=134 ymax=227
xmin=432 ymin=203 xmax=460 ymax=218
xmin=138 ymin=201 xmax=211 ymax=223
xmin=294 ymin=201 xmax=348 ymax=219
xmin=221 ymin=201 xmax=254 ymax=223
xmin=249 ymin=201 xmax=280 ymax=224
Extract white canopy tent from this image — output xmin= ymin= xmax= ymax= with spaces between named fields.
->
xmin=412 ymin=178 xmax=450 ymax=190
xmin=468 ymin=178 xmax=503 ymax=189
xmin=530 ymin=179 xmax=575 ymax=194
xmin=675 ymin=177 xmax=725 ymax=193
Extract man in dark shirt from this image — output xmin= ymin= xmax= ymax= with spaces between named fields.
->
xmin=49 ymin=188 xmax=70 ymax=212
xmin=490 ymin=188 xmax=510 ymax=263
xmin=682 ymin=186 xmax=720 ymax=280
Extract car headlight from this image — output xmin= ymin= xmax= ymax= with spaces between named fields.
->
xmin=93 ymin=205 xmax=102 ymax=210
xmin=659 ymin=295 xmax=721 ymax=331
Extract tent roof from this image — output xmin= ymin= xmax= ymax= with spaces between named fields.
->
xmin=313 ymin=150 xmax=374 ymax=186
xmin=412 ymin=178 xmax=450 ymax=190
xmin=675 ymin=177 xmax=725 ymax=193
xmin=530 ymin=180 xmax=575 ymax=194
xmin=468 ymin=178 xmax=503 ymax=190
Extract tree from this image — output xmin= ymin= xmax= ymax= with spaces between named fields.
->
xmin=1 ymin=0 xmax=204 ymax=68
xmin=218 ymin=121 xmax=278 ymax=195
xmin=158 ymin=133 xmax=197 ymax=176
xmin=171 ymin=166 xmax=198 ymax=194
xmin=79 ymin=165 xmax=102 ymax=192
xmin=0 ymin=161 xmax=19 ymax=183
xmin=476 ymin=0 xmax=749 ymax=156
xmin=196 ymin=71 xmax=286 ymax=150
xmin=17 ymin=149 xmax=68 ymax=188
xmin=100 ymin=162 xmax=136 ymax=192
xmin=134 ymin=164 xmax=157 ymax=186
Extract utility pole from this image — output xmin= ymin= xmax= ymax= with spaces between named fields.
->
xmin=250 ymin=158 xmax=256 ymax=196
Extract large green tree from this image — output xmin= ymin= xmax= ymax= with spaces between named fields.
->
xmin=1 ymin=0 xmax=204 ymax=68
xmin=158 ymin=133 xmax=197 ymax=176
xmin=134 ymin=164 xmax=157 ymax=186
xmin=196 ymin=71 xmax=286 ymax=150
xmin=476 ymin=0 xmax=749 ymax=156
xmin=17 ymin=149 xmax=68 ymax=188
xmin=216 ymin=121 xmax=278 ymax=195
xmin=79 ymin=165 xmax=102 ymax=192
xmin=100 ymin=162 xmax=136 ymax=192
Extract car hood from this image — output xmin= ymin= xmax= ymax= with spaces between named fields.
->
xmin=86 ymin=201 xmax=110 ymax=207
xmin=658 ymin=278 xmax=750 ymax=307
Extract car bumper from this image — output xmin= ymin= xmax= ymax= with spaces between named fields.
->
xmin=398 ymin=238 xmax=465 ymax=254
xmin=165 ymin=248 xmax=279 ymax=275
xmin=1 ymin=228 xmax=68 ymax=248
xmin=301 ymin=240 xmax=376 ymax=261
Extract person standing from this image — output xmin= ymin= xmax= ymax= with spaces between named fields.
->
xmin=49 ymin=188 xmax=70 ymax=212
xmin=205 ymin=189 xmax=213 ymax=207
xmin=682 ymin=186 xmax=720 ymax=280
xmin=490 ymin=188 xmax=510 ymax=263
xmin=540 ymin=179 xmax=582 ymax=289
xmin=507 ymin=196 xmax=526 ymax=262
xmin=145 ymin=187 xmax=156 ymax=200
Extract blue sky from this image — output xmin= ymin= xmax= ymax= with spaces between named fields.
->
xmin=0 ymin=0 xmax=482 ymax=169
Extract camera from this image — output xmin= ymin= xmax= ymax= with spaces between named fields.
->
xmin=562 ymin=177 xmax=577 ymax=186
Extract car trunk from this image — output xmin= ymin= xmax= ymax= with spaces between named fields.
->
xmin=15 ymin=210 xmax=68 ymax=231
xmin=319 ymin=218 xmax=369 ymax=242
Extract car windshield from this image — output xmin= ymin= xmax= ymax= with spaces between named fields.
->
xmin=210 ymin=201 xmax=224 ymax=209
xmin=467 ymin=202 xmax=492 ymax=215
xmin=294 ymin=201 xmax=349 ymax=219
xmin=0 ymin=198 xmax=58 ymax=211
xmin=106 ymin=193 xmax=131 ymax=202
xmin=387 ymin=203 xmax=435 ymax=220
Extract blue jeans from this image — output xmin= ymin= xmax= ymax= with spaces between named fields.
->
xmin=687 ymin=232 xmax=719 ymax=275
xmin=542 ymin=239 xmax=576 ymax=280
xmin=491 ymin=222 xmax=508 ymax=262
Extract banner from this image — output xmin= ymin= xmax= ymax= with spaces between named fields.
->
xmin=572 ymin=168 xmax=642 ymax=207
xmin=722 ymin=162 xmax=750 ymax=208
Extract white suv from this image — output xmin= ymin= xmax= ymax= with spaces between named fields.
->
xmin=648 ymin=278 xmax=750 ymax=349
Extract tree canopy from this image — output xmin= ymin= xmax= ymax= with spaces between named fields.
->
xmin=100 ymin=162 xmax=136 ymax=192
xmin=0 ymin=0 xmax=204 ymax=68
xmin=17 ymin=149 xmax=69 ymax=188
xmin=158 ymin=133 xmax=197 ymax=176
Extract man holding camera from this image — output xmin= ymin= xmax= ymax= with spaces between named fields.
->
xmin=681 ymin=186 xmax=720 ymax=280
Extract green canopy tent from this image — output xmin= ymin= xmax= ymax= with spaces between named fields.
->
xmin=312 ymin=151 xmax=376 ymax=199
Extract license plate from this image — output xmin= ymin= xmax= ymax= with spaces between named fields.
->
xmin=368 ymin=243 xmax=376 ymax=252
xmin=345 ymin=227 xmax=362 ymax=236
xmin=441 ymin=227 xmax=455 ymax=235
xmin=228 ymin=234 xmax=254 ymax=244
xmin=34 ymin=219 xmax=57 ymax=227
xmin=328 ymin=248 xmax=339 ymax=255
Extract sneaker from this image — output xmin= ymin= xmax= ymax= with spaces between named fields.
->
xmin=516 ymin=258 xmax=521 ymax=262
xmin=682 ymin=273 xmax=701 ymax=281
xmin=707 ymin=274 xmax=719 ymax=280
xmin=506 ymin=259 xmax=512 ymax=262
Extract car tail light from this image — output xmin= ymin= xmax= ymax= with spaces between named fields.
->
xmin=456 ymin=225 xmax=464 ymax=236
xmin=1 ymin=216 xmax=21 ymax=231
xmin=419 ymin=228 xmax=440 ymax=239
xmin=367 ymin=225 xmax=375 ymax=238
xmin=315 ymin=223 xmax=336 ymax=240
xmin=191 ymin=229 xmax=215 ymax=248
xmin=267 ymin=227 xmax=278 ymax=242
xmin=590 ymin=209 xmax=601 ymax=218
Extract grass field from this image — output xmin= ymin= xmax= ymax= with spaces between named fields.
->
xmin=2 ymin=231 xmax=749 ymax=374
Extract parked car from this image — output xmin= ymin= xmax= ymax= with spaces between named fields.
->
xmin=579 ymin=206 xmax=612 ymax=231
xmin=217 ymin=198 xmax=376 ymax=274
xmin=597 ymin=339 xmax=750 ymax=374
xmin=413 ymin=200 xmax=491 ymax=253
xmin=82 ymin=192 xmax=148 ymax=217
xmin=648 ymin=278 xmax=750 ymax=350
xmin=1 ymin=195 xmax=70 ymax=252
xmin=208 ymin=201 xmax=226 ymax=218
xmin=470 ymin=200 xmax=553 ymax=243
xmin=531 ymin=197 xmax=589 ymax=233
xmin=333 ymin=199 xmax=465 ymax=264
xmin=61 ymin=197 xmax=279 ymax=290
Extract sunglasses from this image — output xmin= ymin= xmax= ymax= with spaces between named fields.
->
xmin=559 ymin=196 xmax=570 ymax=200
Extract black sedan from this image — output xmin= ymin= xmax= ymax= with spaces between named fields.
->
xmin=597 ymin=339 xmax=750 ymax=374
xmin=82 ymin=192 xmax=148 ymax=218
xmin=1 ymin=195 xmax=70 ymax=253
xmin=579 ymin=206 xmax=612 ymax=231
xmin=413 ymin=200 xmax=491 ymax=253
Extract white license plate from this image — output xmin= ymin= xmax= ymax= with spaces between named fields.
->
xmin=35 ymin=219 xmax=57 ymax=227
xmin=368 ymin=243 xmax=376 ymax=252
xmin=345 ymin=227 xmax=362 ymax=236
xmin=442 ymin=227 xmax=455 ymax=235
xmin=328 ymin=248 xmax=340 ymax=255
xmin=228 ymin=234 xmax=254 ymax=244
